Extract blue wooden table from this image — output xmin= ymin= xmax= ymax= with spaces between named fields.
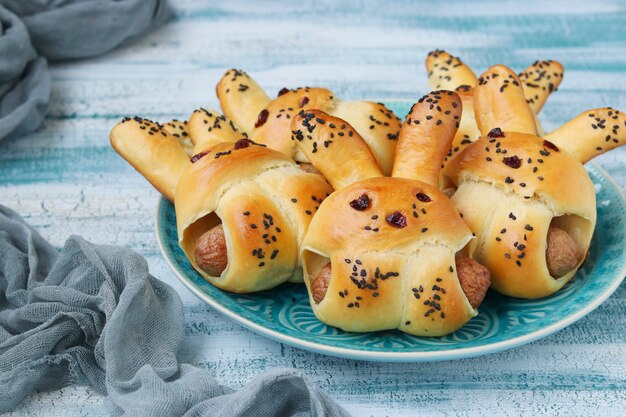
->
xmin=2 ymin=0 xmax=625 ymax=415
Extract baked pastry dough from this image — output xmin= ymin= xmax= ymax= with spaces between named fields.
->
xmin=187 ymin=108 xmax=246 ymax=154
xmin=444 ymin=64 xmax=626 ymax=298
xmin=426 ymin=50 xmax=564 ymax=171
xmin=291 ymin=91 xmax=491 ymax=336
xmin=176 ymin=139 xmax=333 ymax=292
xmin=216 ymin=69 xmax=401 ymax=175
xmin=111 ymin=113 xmax=333 ymax=292
xmin=110 ymin=116 xmax=190 ymax=202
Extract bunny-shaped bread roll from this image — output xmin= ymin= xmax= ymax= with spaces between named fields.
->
xmin=444 ymin=64 xmax=626 ymax=298
xmin=176 ymin=139 xmax=333 ymax=292
xmin=425 ymin=50 xmax=564 ymax=170
xmin=111 ymin=113 xmax=333 ymax=292
xmin=290 ymin=91 xmax=491 ymax=337
xmin=216 ymin=69 xmax=402 ymax=175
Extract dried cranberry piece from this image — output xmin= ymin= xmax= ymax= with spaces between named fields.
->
xmin=255 ymin=109 xmax=269 ymax=128
xmin=503 ymin=155 xmax=522 ymax=169
xmin=299 ymin=96 xmax=310 ymax=108
xmin=349 ymin=194 xmax=370 ymax=211
xmin=487 ymin=127 xmax=505 ymax=138
xmin=234 ymin=138 xmax=254 ymax=149
xmin=543 ymin=140 xmax=559 ymax=152
xmin=416 ymin=193 xmax=431 ymax=202
xmin=386 ymin=211 xmax=407 ymax=228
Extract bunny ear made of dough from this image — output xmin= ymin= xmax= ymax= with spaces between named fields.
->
xmin=216 ymin=69 xmax=271 ymax=135
xmin=544 ymin=107 xmax=626 ymax=164
xmin=291 ymin=109 xmax=383 ymax=190
xmin=425 ymin=50 xmax=478 ymax=91
xmin=474 ymin=64 xmax=538 ymax=136
xmin=392 ymin=90 xmax=462 ymax=186
xmin=518 ymin=60 xmax=564 ymax=115
xmin=110 ymin=116 xmax=190 ymax=202
xmin=162 ymin=119 xmax=194 ymax=156
xmin=188 ymin=108 xmax=247 ymax=154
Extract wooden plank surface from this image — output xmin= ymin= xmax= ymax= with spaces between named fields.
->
xmin=1 ymin=0 xmax=625 ymax=415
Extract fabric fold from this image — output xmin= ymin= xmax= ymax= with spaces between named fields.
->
xmin=0 ymin=0 xmax=173 ymax=61
xmin=0 ymin=205 xmax=350 ymax=417
xmin=0 ymin=0 xmax=174 ymax=141
xmin=0 ymin=6 xmax=50 ymax=140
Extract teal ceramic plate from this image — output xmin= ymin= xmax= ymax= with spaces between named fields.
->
xmin=155 ymin=100 xmax=626 ymax=362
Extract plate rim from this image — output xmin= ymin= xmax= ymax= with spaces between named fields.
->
xmin=154 ymin=117 xmax=626 ymax=362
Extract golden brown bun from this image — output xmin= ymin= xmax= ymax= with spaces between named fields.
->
xmin=519 ymin=60 xmax=564 ymax=115
xmin=163 ymin=119 xmax=194 ymax=156
xmin=110 ymin=116 xmax=190 ymax=202
xmin=291 ymin=109 xmax=383 ymax=190
xmin=474 ymin=65 xmax=537 ymax=136
xmin=444 ymin=131 xmax=596 ymax=298
xmin=188 ymin=108 xmax=246 ymax=154
xmin=441 ymin=90 xmax=481 ymax=179
xmin=301 ymin=177 xmax=477 ymax=336
xmin=426 ymin=50 xmax=478 ymax=90
xmin=298 ymin=92 xmax=487 ymax=336
xmin=422 ymin=52 xmax=562 ymax=181
xmin=252 ymin=87 xmax=336 ymax=158
xmin=424 ymin=51 xmax=563 ymax=118
xmin=544 ymin=108 xmax=626 ymax=163
xmin=216 ymin=70 xmax=400 ymax=175
xmin=331 ymin=100 xmax=402 ymax=175
xmin=175 ymin=139 xmax=333 ymax=292
xmin=216 ymin=69 xmax=271 ymax=135
xmin=392 ymin=90 xmax=462 ymax=185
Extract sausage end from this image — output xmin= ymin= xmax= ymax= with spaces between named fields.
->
xmin=456 ymin=257 xmax=491 ymax=309
xmin=194 ymin=224 xmax=228 ymax=277
xmin=546 ymin=226 xmax=580 ymax=278
xmin=311 ymin=262 xmax=332 ymax=304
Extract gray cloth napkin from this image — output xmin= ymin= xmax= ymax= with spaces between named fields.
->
xmin=0 ymin=205 xmax=350 ymax=417
xmin=0 ymin=7 xmax=49 ymax=139
xmin=0 ymin=0 xmax=172 ymax=141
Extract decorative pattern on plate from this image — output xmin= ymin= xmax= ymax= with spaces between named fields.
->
xmin=156 ymin=100 xmax=626 ymax=362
